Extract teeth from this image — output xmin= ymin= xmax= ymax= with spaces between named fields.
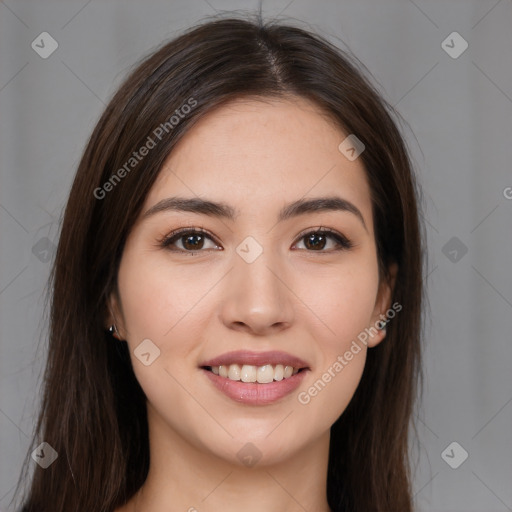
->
xmin=209 ymin=363 xmax=301 ymax=383
xmin=256 ymin=365 xmax=274 ymax=383
xmin=228 ymin=364 xmax=241 ymax=380
xmin=241 ymin=365 xmax=257 ymax=382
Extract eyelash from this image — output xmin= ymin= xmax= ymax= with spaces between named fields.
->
xmin=159 ymin=226 xmax=353 ymax=254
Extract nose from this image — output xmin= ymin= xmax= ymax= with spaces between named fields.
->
xmin=218 ymin=249 xmax=295 ymax=336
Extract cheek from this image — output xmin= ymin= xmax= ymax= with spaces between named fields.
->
xmin=116 ymin=251 xmax=212 ymax=423
xmin=293 ymin=261 xmax=379 ymax=420
xmin=117 ymin=247 xmax=217 ymax=347
xmin=116 ymin=245 xmax=231 ymax=410
xmin=297 ymin=347 xmax=366 ymax=429
xmin=299 ymin=260 xmax=380 ymax=352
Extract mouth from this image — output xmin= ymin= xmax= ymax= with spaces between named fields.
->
xmin=199 ymin=350 xmax=310 ymax=405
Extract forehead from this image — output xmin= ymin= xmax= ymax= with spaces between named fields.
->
xmin=145 ymin=97 xmax=373 ymax=229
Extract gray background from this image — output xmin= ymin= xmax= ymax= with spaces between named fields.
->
xmin=1 ymin=0 xmax=511 ymax=510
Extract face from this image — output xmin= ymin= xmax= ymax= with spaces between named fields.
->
xmin=110 ymin=97 xmax=395 ymax=466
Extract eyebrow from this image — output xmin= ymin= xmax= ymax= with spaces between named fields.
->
xmin=143 ymin=195 xmax=367 ymax=231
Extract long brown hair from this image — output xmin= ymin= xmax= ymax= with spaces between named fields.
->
xmin=13 ymin=15 xmax=424 ymax=512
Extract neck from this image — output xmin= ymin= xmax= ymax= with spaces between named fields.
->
xmin=134 ymin=403 xmax=332 ymax=512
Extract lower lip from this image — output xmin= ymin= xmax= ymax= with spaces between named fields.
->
xmin=202 ymin=368 xmax=308 ymax=405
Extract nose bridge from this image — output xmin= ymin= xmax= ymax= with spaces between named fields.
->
xmin=219 ymin=241 xmax=294 ymax=334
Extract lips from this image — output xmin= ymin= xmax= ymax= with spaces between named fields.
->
xmin=199 ymin=350 xmax=310 ymax=405
xmin=200 ymin=350 xmax=310 ymax=369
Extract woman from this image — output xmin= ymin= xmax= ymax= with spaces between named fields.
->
xmin=14 ymin=15 xmax=424 ymax=512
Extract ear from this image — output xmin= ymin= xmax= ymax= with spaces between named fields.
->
xmin=367 ymin=263 xmax=398 ymax=348
xmin=105 ymin=290 xmax=125 ymax=340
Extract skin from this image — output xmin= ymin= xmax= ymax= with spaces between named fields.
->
xmin=111 ymin=96 xmax=396 ymax=512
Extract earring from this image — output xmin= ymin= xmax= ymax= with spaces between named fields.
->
xmin=108 ymin=324 xmax=120 ymax=339
xmin=377 ymin=320 xmax=387 ymax=332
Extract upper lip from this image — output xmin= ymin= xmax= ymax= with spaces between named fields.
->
xmin=200 ymin=350 xmax=310 ymax=369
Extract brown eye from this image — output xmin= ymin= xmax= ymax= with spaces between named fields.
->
xmin=304 ymin=232 xmax=328 ymax=250
xmin=161 ymin=229 xmax=221 ymax=253
xmin=181 ymin=233 xmax=205 ymax=250
xmin=294 ymin=229 xmax=353 ymax=252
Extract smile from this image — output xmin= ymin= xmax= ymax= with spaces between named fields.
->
xmin=200 ymin=350 xmax=310 ymax=405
